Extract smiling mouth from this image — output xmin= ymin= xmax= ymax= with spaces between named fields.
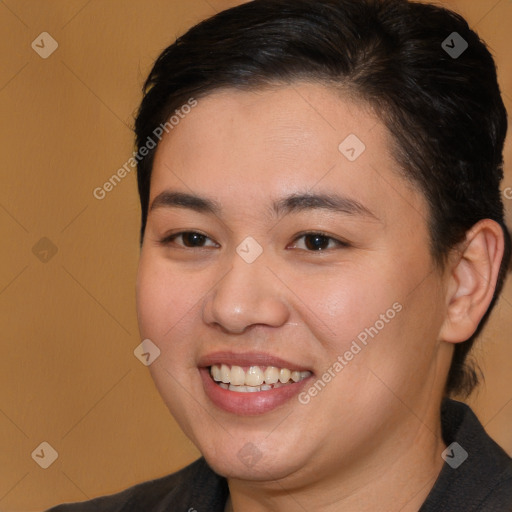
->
xmin=209 ymin=364 xmax=312 ymax=393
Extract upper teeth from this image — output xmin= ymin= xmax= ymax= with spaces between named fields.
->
xmin=210 ymin=364 xmax=311 ymax=386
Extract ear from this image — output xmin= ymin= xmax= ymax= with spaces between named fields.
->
xmin=439 ymin=219 xmax=505 ymax=344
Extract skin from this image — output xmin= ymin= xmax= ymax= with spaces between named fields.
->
xmin=136 ymin=83 xmax=504 ymax=511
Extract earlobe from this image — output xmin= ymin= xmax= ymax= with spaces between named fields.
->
xmin=439 ymin=219 xmax=504 ymax=344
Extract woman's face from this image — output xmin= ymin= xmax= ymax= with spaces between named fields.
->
xmin=136 ymin=83 xmax=449 ymax=485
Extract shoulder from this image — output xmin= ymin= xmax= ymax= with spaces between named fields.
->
xmin=421 ymin=399 xmax=512 ymax=512
xmin=46 ymin=458 xmax=228 ymax=512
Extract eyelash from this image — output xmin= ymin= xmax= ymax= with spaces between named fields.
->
xmin=158 ymin=231 xmax=349 ymax=252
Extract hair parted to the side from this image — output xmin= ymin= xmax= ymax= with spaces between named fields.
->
xmin=134 ymin=0 xmax=511 ymax=397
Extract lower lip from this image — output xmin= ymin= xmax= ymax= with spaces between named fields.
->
xmin=200 ymin=368 xmax=312 ymax=416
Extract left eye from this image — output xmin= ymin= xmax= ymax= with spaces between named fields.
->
xmin=290 ymin=233 xmax=347 ymax=251
xmin=161 ymin=231 xmax=219 ymax=248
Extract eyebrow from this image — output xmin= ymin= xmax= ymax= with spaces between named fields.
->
xmin=149 ymin=190 xmax=378 ymax=220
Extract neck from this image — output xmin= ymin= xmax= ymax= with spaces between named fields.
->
xmin=225 ymin=406 xmax=446 ymax=512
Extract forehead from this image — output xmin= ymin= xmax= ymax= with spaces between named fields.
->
xmin=150 ymin=82 xmax=425 ymax=225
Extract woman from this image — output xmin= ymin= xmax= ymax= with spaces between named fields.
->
xmin=49 ymin=0 xmax=512 ymax=510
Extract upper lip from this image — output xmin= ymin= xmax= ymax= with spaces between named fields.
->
xmin=198 ymin=351 xmax=312 ymax=372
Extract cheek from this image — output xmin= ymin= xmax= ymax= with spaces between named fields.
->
xmin=136 ymin=251 xmax=227 ymax=378
xmin=305 ymin=254 xmax=441 ymax=390
xmin=304 ymin=266 xmax=400 ymax=350
xmin=136 ymin=252 xmax=199 ymax=341
xmin=136 ymin=261 xmax=171 ymax=340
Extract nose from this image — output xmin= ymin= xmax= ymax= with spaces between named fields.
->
xmin=202 ymin=254 xmax=290 ymax=334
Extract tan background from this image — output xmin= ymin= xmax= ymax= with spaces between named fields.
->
xmin=0 ymin=1 xmax=511 ymax=510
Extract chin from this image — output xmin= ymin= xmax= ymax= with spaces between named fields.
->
xmin=196 ymin=433 xmax=307 ymax=483
xmin=206 ymin=452 xmax=300 ymax=482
